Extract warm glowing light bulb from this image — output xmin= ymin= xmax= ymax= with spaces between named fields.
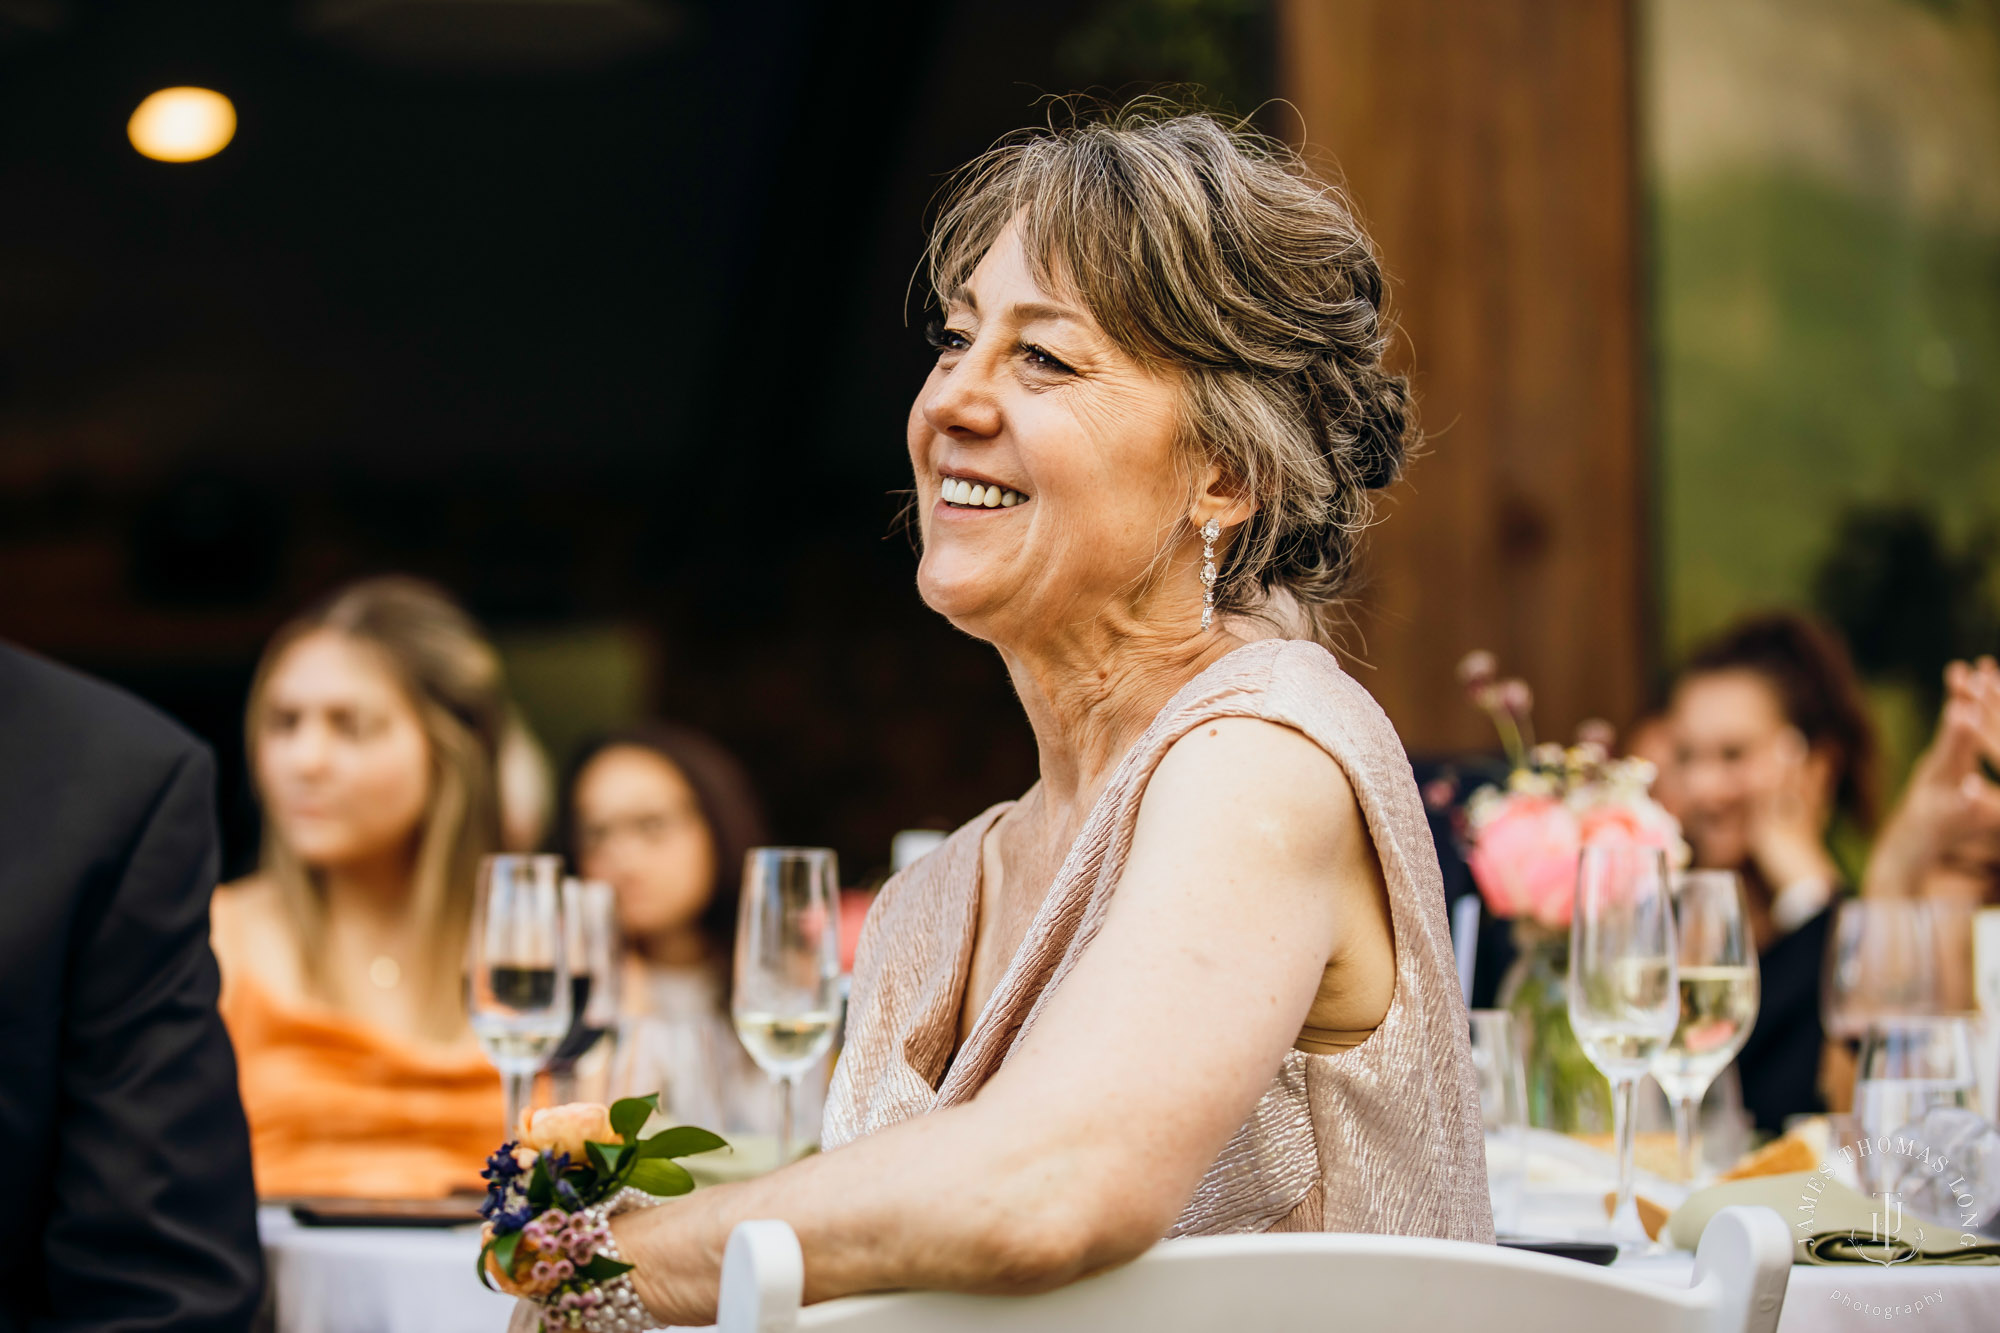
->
xmin=128 ymin=87 xmax=237 ymax=163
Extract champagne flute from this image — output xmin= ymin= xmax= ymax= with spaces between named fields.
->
xmin=1650 ymin=870 xmax=1759 ymax=1182
xmin=547 ymin=878 xmax=621 ymax=1104
xmin=1822 ymin=899 xmax=1939 ymax=1043
xmin=732 ymin=847 xmax=842 ymax=1166
xmin=1469 ymin=1009 xmax=1529 ymax=1234
xmin=1853 ymin=1017 xmax=1977 ymax=1193
xmin=467 ymin=854 xmax=571 ymax=1138
xmin=1568 ymin=844 xmax=1679 ymax=1249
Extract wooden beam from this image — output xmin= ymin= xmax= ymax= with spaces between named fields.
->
xmin=1277 ymin=0 xmax=1651 ymax=753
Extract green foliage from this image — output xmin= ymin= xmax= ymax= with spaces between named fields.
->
xmin=1056 ymin=0 xmax=1271 ymax=116
xmin=477 ymin=1230 xmax=522 ymax=1293
xmin=610 ymin=1093 xmax=660 ymax=1144
xmin=1814 ymin=505 xmax=2000 ymax=718
xmin=578 ymin=1254 xmax=635 ymax=1283
xmin=633 ymin=1126 xmax=728 ymax=1161
xmin=1657 ymin=169 xmax=2000 ymax=664
xmin=623 ymin=1158 xmax=695 ymax=1198
xmin=585 ymin=1139 xmax=627 ymax=1179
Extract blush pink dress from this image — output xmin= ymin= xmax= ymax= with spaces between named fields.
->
xmin=824 ymin=638 xmax=1493 ymax=1241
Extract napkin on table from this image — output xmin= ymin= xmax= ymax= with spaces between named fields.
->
xmin=1667 ymin=1171 xmax=2000 ymax=1266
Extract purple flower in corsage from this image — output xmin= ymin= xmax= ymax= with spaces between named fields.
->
xmin=476 ymin=1093 xmax=728 ymax=1328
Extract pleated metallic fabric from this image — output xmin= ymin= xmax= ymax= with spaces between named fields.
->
xmin=823 ymin=638 xmax=1493 ymax=1243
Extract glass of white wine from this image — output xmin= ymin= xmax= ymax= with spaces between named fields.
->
xmin=1854 ymin=1017 xmax=1978 ymax=1194
xmin=1650 ymin=870 xmax=1759 ymax=1182
xmin=732 ymin=846 xmax=843 ymax=1166
xmin=1568 ymin=843 xmax=1679 ymax=1250
xmin=467 ymin=854 xmax=571 ymax=1138
xmin=1821 ymin=899 xmax=1939 ymax=1043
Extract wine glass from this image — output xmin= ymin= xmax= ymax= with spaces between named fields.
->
xmin=1822 ymin=899 xmax=1939 ymax=1043
xmin=547 ymin=878 xmax=621 ymax=1105
xmin=1568 ymin=844 xmax=1679 ymax=1250
xmin=1650 ymin=870 xmax=1759 ymax=1182
xmin=1853 ymin=1017 xmax=1978 ymax=1193
xmin=732 ymin=847 xmax=842 ymax=1166
xmin=1469 ymin=1009 xmax=1529 ymax=1233
xmin=467 ymin=854 xmax=571 ymax=1138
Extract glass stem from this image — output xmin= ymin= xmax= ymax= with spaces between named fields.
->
xmin=778 ymin=1073 xmax=796 ymax=1165
xmin=1612 ymin=1074 xmax=1639 ymax=1231
xmin=1673 ymin=1094 xmax=1698 ymax=1182
xmin=505 ymin=1070 xmax=534 ymax=1141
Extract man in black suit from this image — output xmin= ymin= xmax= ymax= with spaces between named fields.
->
xmin=0 ymin=643 xmax=262 ymax=1331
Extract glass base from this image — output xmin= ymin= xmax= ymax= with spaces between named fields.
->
xmin=1597 ymin=1195 xmax=1661 ymax=1256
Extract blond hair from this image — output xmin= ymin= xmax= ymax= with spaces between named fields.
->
xmin=246 ymin=576 xmax=507 ymax=1039
xmin=925 ymin=99 xmax=1414 ymax=644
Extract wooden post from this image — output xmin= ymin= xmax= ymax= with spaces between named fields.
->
xmin=1276 ymin=0 xmax=1651 ymax=753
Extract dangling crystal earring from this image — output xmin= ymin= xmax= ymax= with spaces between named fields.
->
xmin=1199 ymin=518 xmax=1220 ymax=630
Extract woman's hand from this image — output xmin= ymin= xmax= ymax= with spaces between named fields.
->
xmin=1745 ymin=726 xmax=1840 ymax=895
xmin=1865 ymin=657 xmax=2000 ymax=901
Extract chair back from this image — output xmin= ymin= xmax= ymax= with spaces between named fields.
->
xmin=717 ymin=1206 xmax=1792 ymax=1333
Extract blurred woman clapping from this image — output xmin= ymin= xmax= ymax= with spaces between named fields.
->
xmin=212 ymin=576 xmax=513 ymax=1198
xmin=1668 ymin=612 xmax=1879 ymax=1129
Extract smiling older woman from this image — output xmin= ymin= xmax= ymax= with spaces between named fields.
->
xmin=607 ymin=104 xmax=1491 ymax=1323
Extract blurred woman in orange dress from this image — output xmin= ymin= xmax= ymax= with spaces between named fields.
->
xmin=211 ymin=576 xmax=511 ymax=1198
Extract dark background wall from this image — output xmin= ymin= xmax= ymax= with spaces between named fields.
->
xmin=0 ymin=0 xmax=1278 ymax=880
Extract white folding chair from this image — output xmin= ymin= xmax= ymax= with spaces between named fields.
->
xmin=715 ymin=1206 xmax=1791 ymax=1333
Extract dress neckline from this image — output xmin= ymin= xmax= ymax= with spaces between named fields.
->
xmin=927 ymin=638 xmax=1295 ymax=1103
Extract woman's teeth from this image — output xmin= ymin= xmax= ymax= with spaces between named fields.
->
xmin=941 ymin=477 xmax=1028 ymax=509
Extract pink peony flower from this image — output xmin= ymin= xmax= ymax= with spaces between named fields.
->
xmin=517 ymin=1103 xmax=616 ymax=1162
xmin=1577 ymin=799 xmax=1682 ymax=856
xmin=1467 ymin=794 xmax=1581 ymax=929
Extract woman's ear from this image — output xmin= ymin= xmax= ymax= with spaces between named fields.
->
xmin=1190 ymin=462 xmax=1257 ymax=530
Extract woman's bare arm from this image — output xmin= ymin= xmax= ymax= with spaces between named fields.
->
xmin=613 ymin=717 xmax=1386 ymax=1322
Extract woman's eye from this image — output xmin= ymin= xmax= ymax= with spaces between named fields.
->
xmin=1021 ymin=342 xmax=1074 ymax=373
xmin=924 ymin=319 xmax=971 ymax=355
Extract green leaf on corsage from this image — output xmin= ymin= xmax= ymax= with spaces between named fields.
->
xmin=622 ymin=1157 xmax=695 ymax=1197
xmin=634 ymin=1125 xmax=728 ymax=1161
xmin=578 ymin=1253 xmax=636 ymax=1283
xmin=609 ymin=1093 xmax=660 ymax=1144
xmin=527 ymin=1155 xmax=554 ymax=1209
xmin=585 ymin=1139 xmax=628 ymax=1181
xmin=477 ymin=1229 xmax=522 ymax=1293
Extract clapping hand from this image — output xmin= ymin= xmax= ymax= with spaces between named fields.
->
xmin=1865 ymin=657 xmax=2000 ymax=900
xmin=1746 ymin=725 xmax=1839 ymax=899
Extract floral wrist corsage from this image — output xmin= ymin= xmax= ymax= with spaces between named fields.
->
xmin=478 ymin=1094 xmax=725 ymax=1332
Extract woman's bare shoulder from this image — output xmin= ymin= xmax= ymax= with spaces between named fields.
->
xmin=1149 ymin=714 xmax=1360 ymax=840
xmin=211 ymin=876 xmax=302 ymax=991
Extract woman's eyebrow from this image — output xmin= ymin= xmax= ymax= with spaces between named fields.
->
xmin=1009 ymin=300 xmax=1088 ymax=328
xmin=947 ymin=287 xmax=1085 ymax=328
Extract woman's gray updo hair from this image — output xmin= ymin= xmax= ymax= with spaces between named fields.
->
xmin=924 ymin=100 xmax=1414 ymax=644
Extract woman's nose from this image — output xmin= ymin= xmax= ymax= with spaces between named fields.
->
xmin=921 ymin=357 xmax=1002 ymax=441
xmin=287 ymin=720 xmax=333 ymax=774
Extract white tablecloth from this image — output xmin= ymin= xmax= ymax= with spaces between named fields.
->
xmin=260 ymin=1202 xmax=1999 ymax=1333
xmin=260 ymin=1208 xmax=516 ymax=1333
xmin=1617 ymin=1251 xmax=1991 ymax=1332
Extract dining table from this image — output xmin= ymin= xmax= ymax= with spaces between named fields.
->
xmin=258 ymin=1130 xmax=2000 ymax=1333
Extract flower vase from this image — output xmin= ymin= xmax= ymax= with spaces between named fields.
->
xmin=1497 ymin=923 xmax=1613 ymax=1134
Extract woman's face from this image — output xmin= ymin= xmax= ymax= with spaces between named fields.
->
xmin=908 ymin=221 xmax=1194 ymax=643
xmin=572 ymin=746 xmax=717 ymax=943
xmin=1670 ymin=668 xmax=1832 ymax=869
xmin=255 ymin=629 xmax=432 ymax=872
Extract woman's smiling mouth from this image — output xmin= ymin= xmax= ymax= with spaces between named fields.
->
xmin=939 ymin=473 xmax=1031 ymax=510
